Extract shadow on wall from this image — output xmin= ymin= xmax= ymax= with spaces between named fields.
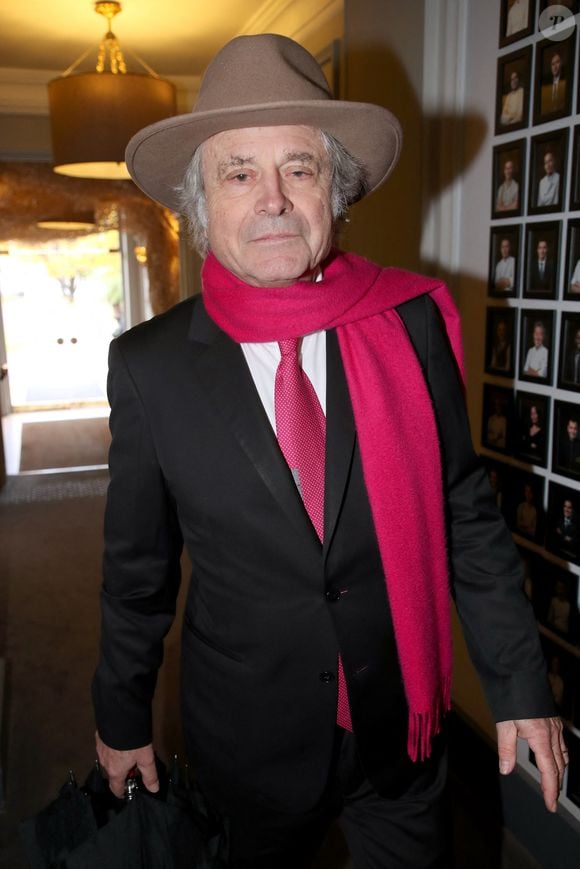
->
xmin=339 ymin=43 xmax=488 ymax=277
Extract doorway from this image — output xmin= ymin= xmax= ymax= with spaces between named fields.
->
xmin=0 ymin=229 xmax=123 ymax=474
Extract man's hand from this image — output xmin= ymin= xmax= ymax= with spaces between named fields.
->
xmin=95 ymin=731 xmax=160 ymax=799
xmin=496 ymin=717 xmax=568 ymax=812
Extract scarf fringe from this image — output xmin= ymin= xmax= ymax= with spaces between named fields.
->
xmin=407 ymin=676 xmax=452 ymax=762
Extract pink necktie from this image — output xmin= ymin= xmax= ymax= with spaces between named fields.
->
xmin=275 ymin=338 xmax=325 ymax=540
xmin=275 ymin=338 xmax=353 ymax=731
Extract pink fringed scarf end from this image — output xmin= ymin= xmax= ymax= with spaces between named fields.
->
xmin=406 ymin=676 xmax=452 ymax=762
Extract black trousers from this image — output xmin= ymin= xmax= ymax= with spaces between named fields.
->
xmin=224 ymin=728 xmax=450 ymax=869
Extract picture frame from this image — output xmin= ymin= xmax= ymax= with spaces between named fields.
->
xmin=533 ymin=36 xmax=575 ymax=126
xmin=552 ymin=400 xmax=580 ymax=481
xmin=567 ymin=731 xmax=580 ymax=809
xmin=546 ymin=481 xmax=580 ymax=563
xmin=569 ymin=125 xmax=580 ymax=211
xmin=539 ymin=633 xmax=578 ymax=721
xmin=499 ymin=0 xmax=534 ymax=48
xmin=481 ymin=384 xmax=515 ymax=454
xmin=492 ymin=139 xmax=526 ymax=218
xmin=564 ymin=218 xmax=580 ymax=299
xmin=514 ymin=390 xmax=550 ymax=466
xmin=489 ymin=225 xmax=521 ymax=297
xmin=504 ymin=468 xmax=545 ymax=543
xmin=482 ymin=456 xmax=513 ymax=516
xmin=485 ymin=306 xmax=516 ymax=377
xmin=519 ymin=309 xmax=554 ymax=384
xmin=528 ymin=128 xmax=568 ymax=215
xmin=538 ymin=0 xmax=579 ymax=15
xmin=495 ymin=46 xmax=532 ymax=135
xmin=524 ymin=220 xmax=561 ymax=299
xmin=557 ymin=312 xmax=580 ymax=392
xmin=535 ymin=565 xmax=580 ymax=643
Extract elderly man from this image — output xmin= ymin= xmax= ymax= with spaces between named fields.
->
xmin=93 ymin=34 xmax=565 ymax=868
xmin=500 ymin=70 xmax=524 ymax=126
xmin=537 ymin=151 xmax=560 ymax=207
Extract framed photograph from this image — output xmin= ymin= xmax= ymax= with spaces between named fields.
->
xmin=539 ymin=634 xmax=577 ymax=721
xmin=481 ymin=384 xmax=515 ymax=454
xmin=546 ymin=481 xmax=580 ymax=563
xmin=482 ymin=457 xmax=513 ymax=516
xmin=552 ymin=400 xmax=580 ymax=481
xmin=569 ymin=126 xmax=580 ymax=211
xmin=500 ymin=0 xmax=534 ymax=47
xmin=567 ymin=731 xmax=580 ymax=809
xmin=533 ymin=36 xmax=575 ymax=125
xmin=524 ymin=221 xmax=561 ymax=299
xmin=505 ymin=469 xmax=545 ymax=543
xmin=557 ymin=312 xmax=580 ymax=392
xmin=485 ymin=307 xmax=516 ymax=377
xmin=564 ymin=218 xmax=580 ymax=299
xmin=520 ymin=309 xmax=554 ymax=384
xmin=536 ymin=565 xmax=580 ymax=642
xmin=514 ymin=390 xmax=550 ymax=466
xmin=495 ymin=47 xmax=532 ymax=134
xmin=528 ymin=128 xmax=568 ymax=215
xmin=492 ymin=139 xmax=525 ymax=218
xmin=489 ymin=225 xmax=521 ymax=297
xmin=538 ymin=0 xmax=580 ymax=15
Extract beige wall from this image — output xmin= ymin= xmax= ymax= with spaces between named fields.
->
xmin=341 ymin=0 xmax=425 ymax=270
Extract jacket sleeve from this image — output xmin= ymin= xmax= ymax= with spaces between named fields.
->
xmin=92 ymin=337 xmax=183 ymax=750
xmin=399 ymin=294 xmax=555 ymax=722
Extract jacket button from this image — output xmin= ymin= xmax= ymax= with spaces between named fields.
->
xmin=325 ymin=589 xmax=341 ymax=602
xmin=319 ymin=671 xmax=335 ymax=683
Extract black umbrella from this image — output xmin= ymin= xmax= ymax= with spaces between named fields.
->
xmin=19 ymin=757 xmax=229 ymax=869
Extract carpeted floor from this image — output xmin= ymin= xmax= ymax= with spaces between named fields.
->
xmin=19 ymin=418 xmax=111 ymax=472
xmin=0 ymin=471 xmax=543 ymax=869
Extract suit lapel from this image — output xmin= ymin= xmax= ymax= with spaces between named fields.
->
xmin=324 ymin=329 xmax=356 ymax=558
xmin=188 ymin=298 xmax=320 ymax=546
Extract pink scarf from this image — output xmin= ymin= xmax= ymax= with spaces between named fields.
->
xmin=202 ymin=248 xmax=464 ymax=761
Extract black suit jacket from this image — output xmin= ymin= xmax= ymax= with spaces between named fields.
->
xmin=92 ymin=291 xmax=554 ymax=814
xmin=528 ymin=258 xmax=555 ymax=296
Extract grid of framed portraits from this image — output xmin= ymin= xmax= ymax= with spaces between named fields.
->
xmin=492 ymin=2 xmax=580 ymax=818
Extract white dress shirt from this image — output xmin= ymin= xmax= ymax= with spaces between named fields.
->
xmin=241 ymin=332 xmax=327 ymax=433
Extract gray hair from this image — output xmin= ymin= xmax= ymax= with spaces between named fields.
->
xmin=177 ymin=129 xmax=368 ymax=256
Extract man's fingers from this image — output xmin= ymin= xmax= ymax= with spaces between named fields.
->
xmin=137 ymin=753 xmax=160 ymax=793
xmin=95 ymin=731 xmax=158 ymax=797
xmin=505 ymin=718 xmax=566 ymax=813
xmin=496 ymin=720 xmax=517 ymax=775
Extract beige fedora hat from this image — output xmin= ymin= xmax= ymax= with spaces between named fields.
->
xmin=126 ymin=33 xmax=402 ymax=213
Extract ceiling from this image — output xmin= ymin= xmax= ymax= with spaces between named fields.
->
xmin=0 ymin=0 xmax=275 ymax=77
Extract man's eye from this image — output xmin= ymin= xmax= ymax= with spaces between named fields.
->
xmin=234 ymin=173 xmax=249 ymax=181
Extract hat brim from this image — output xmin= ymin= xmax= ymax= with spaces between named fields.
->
xmin=125 ymin=100 xmax=402 ymax=212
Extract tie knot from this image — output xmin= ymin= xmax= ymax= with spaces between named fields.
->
xmin=278 ymin=338 xmax=301 ymax=358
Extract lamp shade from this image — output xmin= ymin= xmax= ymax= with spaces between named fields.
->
xmin=48 ymin=72 xmax=177 ymax=180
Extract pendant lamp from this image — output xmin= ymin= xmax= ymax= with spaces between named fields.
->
xmin=48 ymin=1 xmax=177 ymax=180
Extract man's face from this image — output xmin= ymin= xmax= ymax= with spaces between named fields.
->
xmin=551 ymin=54 xmax=561 ymax=78
xmin=496 ymin=320 xmax=506 ymax=340
xmin=537 ymin=240 xmax=548 ymax=260
xmin=201 ymin=125 xmax=334 ymax=287
xmin=563 ymin=500 xmax=573 ymax=519
xmin=504 ymin=160 xmax=514 ymax=180
xmin=510 ymin=72 xmax=519 ymax=91
xmin=544 ymin=153 xmax=555 ymax=175
xmin=533 ymin=325 xmax=544 ymax=346
xmin=567 ymin=420 xmax=578 ymax=441
xmin=500 ymin=239 xmax=511 ymax=258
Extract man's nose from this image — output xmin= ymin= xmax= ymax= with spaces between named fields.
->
xmin=255 ymin=172 xmax=292 ymax=216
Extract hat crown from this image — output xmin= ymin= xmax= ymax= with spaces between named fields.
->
xmin=195 ymin=34 xmax=332 ymax=114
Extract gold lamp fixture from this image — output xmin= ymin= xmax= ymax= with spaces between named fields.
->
xmin=48 ymin=1 xmax=177 ymax=180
